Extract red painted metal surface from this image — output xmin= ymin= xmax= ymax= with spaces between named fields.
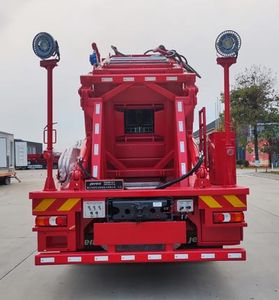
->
xmin=91 ymin=102 xmax=103 ymax=179
xmin=40 ymin=59 xmax=58 ymax=191
xmin=199 ymin=107 xmax=207 ymax=168
xmin=216 ymin=57 xmax=237 ymax=144
xmin=94 ymin=221 xmax=186 ymax=245
xmin=216 ymin=57 xmax=237 ymax=186
xmin=30 ymin=45 xmax=249 ymax=266
xmin=208 ymin=132 xmax=236 ymax=185
xmin=175 ymin=98 xmax=189 ymax=186
xmin=30 ymin=186 xmax=249 ymax=199
xmin=35 ymin=248 xmax=246 ymax=265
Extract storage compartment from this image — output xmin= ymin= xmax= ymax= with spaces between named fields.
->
xmin=46 ymin=236 xmax=67 ymax=249
xmin=37 ymin=230 xmax=77 ymax=252
xmin=208 ymin=132 xmax=236 ymax=185
xmin=201 ymin=226 xmax=243 ymax=245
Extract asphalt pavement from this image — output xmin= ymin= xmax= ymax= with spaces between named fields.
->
xmin=0 ymin=169 xmax=278 ymax=300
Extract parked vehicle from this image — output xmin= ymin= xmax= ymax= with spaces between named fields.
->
xmin=15 ymin=140 xmax=28 ymax=169
xmin=28 ymin=153 xmax=60 ymax=169
xmin=0 ymin=131 xmax=15 ymax=185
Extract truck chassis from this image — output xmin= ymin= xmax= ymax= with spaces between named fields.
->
xmin=30 ymin=40 xmax=248 ymax=266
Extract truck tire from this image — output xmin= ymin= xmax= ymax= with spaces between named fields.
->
xmin=4 ymin=176 xmax=11 ymax=185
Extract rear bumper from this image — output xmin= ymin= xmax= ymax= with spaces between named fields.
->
xmin=35 ymin=247 xmax=246 ymax=265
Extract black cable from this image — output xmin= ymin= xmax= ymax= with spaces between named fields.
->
xmin=144 ymin=46 xmax=201 ymax=78
xmin=175 ymin=52 xmax=201 ymax=78
xmin=158 ymin=45 xmax=167 ymax=51
xmin=77 ymin=159 xmax=95 ymax=180
xmin=156 ymin=154 xmax=204 ymax=189
xmin=111 ymin=45 xmax=126 ymax=56
xmin=144 ymin=49 xmax=153 ymax=55
xmin=180 ymin=54 xmax=188 ymax=65
xmin=184 ymin=63 xmax=201 ymax=78
xmin=166 ymin=50 xmax=177 ymax=58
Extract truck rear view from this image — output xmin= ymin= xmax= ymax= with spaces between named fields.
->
xmin=30 ymin=31 xmax=248 ymax=265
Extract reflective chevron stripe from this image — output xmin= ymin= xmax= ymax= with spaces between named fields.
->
xmin=34 ymin=199 xmax=56 ymax=212
xmin=57 ymin=198 xmax=80 ymax=211
xmin=200 ymin=196 xmax=222 ymax=208
xmin=223 ymin=195 xmax=246 ymax=208
xmin=33 ymin=198 xmax=81 ymax=212
xmin=199 ymin=195 xmax=246 ymax=209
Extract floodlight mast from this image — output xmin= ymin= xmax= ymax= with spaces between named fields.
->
xmin=41 ymin=59 xmax=57 ymax=191
xmin=33 ymin=32 xmax=59 ymax=191
xmin=215 ymin=30 xmax=241 ymax=146
xmin=215 ymin=30 xmax=241 ymax=186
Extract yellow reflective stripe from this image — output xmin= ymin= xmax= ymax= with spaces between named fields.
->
xmin=200 ymin=196 xmax=222 ymax=208
xmin=34 ymin=198 xmax=56 ymax=212
xmin=224 ymin=195 xmax=246 ymax=208
xmin=58 ymin=198 xmax=80 ymax=211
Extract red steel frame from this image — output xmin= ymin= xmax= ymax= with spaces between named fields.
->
xmin=199 ymin=107 xmax=207 ymax=168
xmin=216 ymin=57 xmax=237 ymax=186
xmin=217 ymin=57 xmax=236 ymax=145
xmin=31 ymin=49 xmax=248 ymax=265
xmin=40 ymin=59 xmax=58 ymax=191
xmin=36 ymin=248 xmax=246 ymax=265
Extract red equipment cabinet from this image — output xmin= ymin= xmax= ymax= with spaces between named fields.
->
xmin=30 ymin=45 xmax=248 ymax=265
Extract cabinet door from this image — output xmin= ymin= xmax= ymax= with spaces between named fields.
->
xmin=0 ymin=138 xmax=7 ymax=168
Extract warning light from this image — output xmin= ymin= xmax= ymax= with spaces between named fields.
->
xmin=35 ymin=216 xmax=67 ymax=227
xmin=213 ymin=212 xmax=244 ymax=223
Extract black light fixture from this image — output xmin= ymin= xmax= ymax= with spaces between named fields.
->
xmin=32 ymin=32 xmax=60 ymax=60
xmin=215 ymin=30 xmax=241 ymax=57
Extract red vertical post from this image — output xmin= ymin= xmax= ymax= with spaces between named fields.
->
xmin=217 ymin=57 xmax=237 ymax=145
xmin=40 ymin=59 xmax=58 ymax=191
xmin=199 ymin=107 xmax=207 ymax=167
xmin=217 ymin=56 xmax=237 ymax=186
xmin=91 ymin=101 xmax=103 ymax=179
xmin=175 ymin=98 xmax=189 ymax=186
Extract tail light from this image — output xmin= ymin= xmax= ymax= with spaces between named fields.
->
xmin=35 ymin=216 xmax=67 ymax=227
xmin=213 ymin=212 xmax=244 ymax=223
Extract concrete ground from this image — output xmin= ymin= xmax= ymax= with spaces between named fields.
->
xmin=0 ymin=169 xmax=278 ymax=300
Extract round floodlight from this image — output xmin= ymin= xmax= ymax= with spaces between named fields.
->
xmin=215 ymin=30 xmax=241 ymax=57
xmin=32 ymin=32 xmax=58 ymax=59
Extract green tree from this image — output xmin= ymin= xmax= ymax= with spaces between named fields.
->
xmin=229 ymin=65 xmax=279 ymax=161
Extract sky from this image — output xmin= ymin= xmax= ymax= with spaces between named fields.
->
xmin=1 ymin=0 xmax=279 ymax=151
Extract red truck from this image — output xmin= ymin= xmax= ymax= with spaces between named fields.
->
xmin=30 ymin=31 xmax=248 ymax=265
xmin=28 ymin=153 xmax=60 ymax=169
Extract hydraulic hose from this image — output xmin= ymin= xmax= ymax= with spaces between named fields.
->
xmin=111 ymin=45 xmax=126 ymax=56
xmin=144 ymin=45 xmax=201 ymax=78
xmin=156 ymin=153 xmax=204 ymax=189
xmin=77 ymin=158 xmax=95 ymax=180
